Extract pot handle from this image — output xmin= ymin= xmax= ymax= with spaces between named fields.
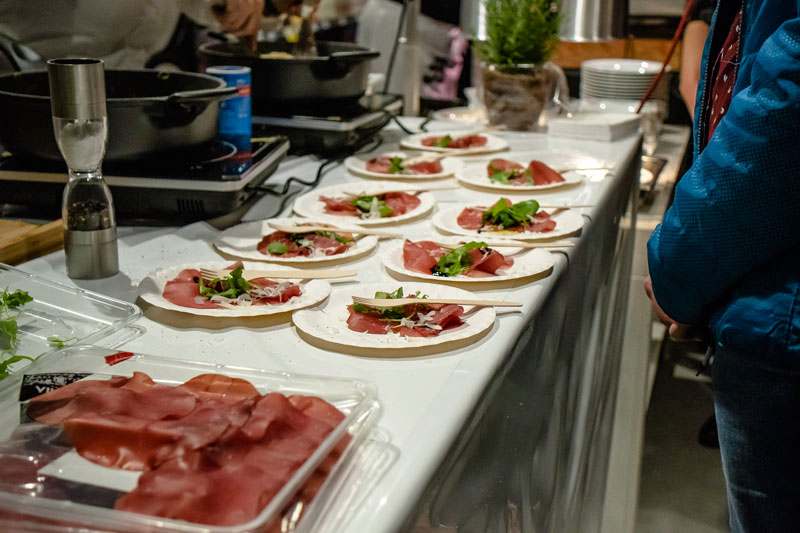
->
xmin=167 ymin=86 xmax=238 ymax=104
xmin=328 ymin=50 xmax=381 ymax=64
xmin=0 ymin=32 xmax=45 ymax=72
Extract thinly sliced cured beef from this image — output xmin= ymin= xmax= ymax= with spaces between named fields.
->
xmin=115 ymin=391 xmax=342 ymax=527
xmin=527 ymin=161 xmax=565 ymax=185
xmin=421 ymin=134 xmax=487 ymax=148
xmin=475 ymin=249 xmax=514 ymax=274
xmin=382 ymin=192 xmax=421 ymax=216
xmin=488 ymin=158 xmax=524 ymax=176
xmin=257 ymin=231 xmax=352 ymax=258
xmin=163 ymin=269 xmax=218 ymax=309
xmin=406 ymin=160 xmax=443 ymax=174
xmin=365 ymin=156 xmax=392 ymax=173
xmin=428 ymin=304 xmax=465 ymax=329
xmin=21 ymin=371 xmax=348 ymax=528
xmin=320 ymin=195 xmax=359 ymax=216
xmin=457 ymin=207 xmax=485 ymax=230
xmin=248 ymin=278 xmax=303 ymax=304
xmin=402 ymin=240 xmax=443 ymax=274
xmin=346 ymin=305 xmax=389 ymax=334
xmin=180 ymin=374 xmax=260 ymax=404
xmin=27 ymin=372 xmax=197 ymax=426
xmin=365 ymin=157 xmax=442 ymax=175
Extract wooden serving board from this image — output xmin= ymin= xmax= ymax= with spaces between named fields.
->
xmin=0 ymin=219 xmax=64 ymax=265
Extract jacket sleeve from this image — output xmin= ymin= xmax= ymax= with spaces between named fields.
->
xmin=647 ymin=16 xmax=800 ymax=325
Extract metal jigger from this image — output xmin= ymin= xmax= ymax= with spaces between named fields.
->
xmin=47 ymin=58 xmax=119 ymax=279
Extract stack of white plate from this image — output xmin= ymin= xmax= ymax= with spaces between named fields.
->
xmin=580 ymin=58 xmax=668 ymax=101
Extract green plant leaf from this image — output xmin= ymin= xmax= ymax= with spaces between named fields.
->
xmin=433 ymin=241 xmax=488 ymax=277
xmin=267 ymin=242 xmax=289 ymax=255
xmin=489 ymin=171 xmax=513 ymax=184
xmin=1 ymin=289 xmax=32 ymax=310
xmin=388 ymin=157 xmax=405 ymax=174
xmin=478 ymin=0 xmax=561 ymax=67
xmin=482 ymin=198 xmax=540 ymax=228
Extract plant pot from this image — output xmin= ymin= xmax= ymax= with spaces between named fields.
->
xmin=481 ymin=62 xmax=566 ymax=131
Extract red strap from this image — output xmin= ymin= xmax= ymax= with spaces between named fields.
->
xmin=636 ymin=0 xmax=697 ymax=114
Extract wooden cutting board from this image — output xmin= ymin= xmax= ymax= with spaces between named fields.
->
xmin=0 ymin=219 xmax=64 ymax=265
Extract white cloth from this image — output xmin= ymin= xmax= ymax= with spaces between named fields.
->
xmin=0 ymin=0 xmax=218 ymax=69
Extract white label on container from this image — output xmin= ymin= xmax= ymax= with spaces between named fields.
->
xmin=39 ymin=450 xmax=141 ymax=493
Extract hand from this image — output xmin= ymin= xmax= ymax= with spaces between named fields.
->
xmin=217 ymin=0 xmax=265 ymax=37
xmin=644 ymin=276 xmax=693 ymax=340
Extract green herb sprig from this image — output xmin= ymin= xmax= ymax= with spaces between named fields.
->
xmin=482 ymin=198 xmax=540 ymax=228
xmin=433 ymin=242 xmax=489 ymax=277
xmin=478 ymin=0 xmax=561 ymax=67
xmin=352 ymin=196 xmax=393 ymax=218
xmin=198 ymin=266 xmax=251 ymax=299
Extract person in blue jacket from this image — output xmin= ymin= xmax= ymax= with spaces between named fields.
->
xmin=646 ymin=1 xmax=800 ymax=531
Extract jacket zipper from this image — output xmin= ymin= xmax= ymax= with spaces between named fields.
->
xmin=695 ymin=0 xmax=747 ymax=156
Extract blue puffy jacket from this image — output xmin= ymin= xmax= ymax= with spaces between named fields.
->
xmin=647 ymin=0 xmax=800 ymax=359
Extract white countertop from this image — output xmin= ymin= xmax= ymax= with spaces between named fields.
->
xmin=16 ymin=120 xmax=641 ymax=532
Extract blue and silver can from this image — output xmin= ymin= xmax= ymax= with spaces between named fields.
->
xmin=206 ymin=65 xmax=251 ymax=149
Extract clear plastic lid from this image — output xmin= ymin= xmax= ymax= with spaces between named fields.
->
xmin=0 ymin=345 xmax=384 ymax=532
xmin=0 ymin=263 xmax=141 ymax=377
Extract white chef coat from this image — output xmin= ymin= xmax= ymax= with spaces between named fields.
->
xmin=0 ymin=0 xmax=219 ymax=69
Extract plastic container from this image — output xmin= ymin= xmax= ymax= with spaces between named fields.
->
xmin=0 ymin=263 xmax=142 ymax=377
xmin=0 ymin=345 xmax=384 ymax=532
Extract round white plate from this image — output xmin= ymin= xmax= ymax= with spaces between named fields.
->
xmin=582 ymin=59 xmax=664 ymax=75
xmin=400 ymin=131 xmax=509 ymax=154
xmin=293 ymin=182 xmax=436 ymax=226
xmin=292 ymin=282 xmax=496 ymax=351
xmin=214 ymin=217 xmax=379 ymax=264
xmin=139 ymin=261 xmax=331 ymax=317
xmin=383 ymin=238 xmax=555 ymax=283
xmin=433 ymin=204 xmax=585 ymax=241
xmin=345 ymin=151 xmax=463 ymax=180
xmin=455 ymin=150 xmax=607 ymax=192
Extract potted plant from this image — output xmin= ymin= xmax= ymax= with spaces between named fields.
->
xmin=478 ymin=0 xmax=565 ymax=131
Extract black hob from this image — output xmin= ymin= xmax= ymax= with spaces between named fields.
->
xmin=0 ymin=137 xmax=289 ymax=227
xmin=253 ymin=93 xmax=402 ymax=155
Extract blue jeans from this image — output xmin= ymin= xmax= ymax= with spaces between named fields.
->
xmin=713 ymin=347 xmax=800 ymax=533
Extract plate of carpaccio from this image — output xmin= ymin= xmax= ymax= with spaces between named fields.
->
xmin=345 ymin=151 xmax=462 ymax=180
xmin=433 ymin=198 xmax=585 ymax=241
xmin=214 ymin=217 xmax=379 ymax=264
xmin=138 ymin=261 xmax=330 ymax=317
xmin=293 ymin=182 xmax=436 ymax=226
xmin=456 ymin=152 xmax=590 ymax=192
xmin=0 ymin=345 xmax=381 ymax=531
xmin=383 ymin=237 xmax=555 ymax=283
xmin=400 ymin=131 xmax=509 ymax=154
xmin=293 ymin=283 xmax=496 ymax=353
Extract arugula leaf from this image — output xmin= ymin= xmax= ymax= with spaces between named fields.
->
xmin=352 ymin=196 xmax=393 ymax=218
xmin=0 ymin=355 xmax=35 ymax=380
xmin=432 ymin=242 xmax=488 ymax=277
xmin=388 ymin=157 xmax=405 ymax=174
xmin=434 ymin=135 xmax=453 ymax=148
xmin=315 ymin=231 xmax=353 ymax=244
xmin=198 ymin=266 xmax=251 ymax=299
xmin=267 ymin=242 xmax=289 ymax=255
xmin=1 ymin=289 xmax=32 ymax=309
xmin=0 ymin=317 xmax=18 ymax=352
xmin=352 ymin=287 xmax=410 ymax=319
xmin=488 ymin=171 xmax=512 ymax=184
xmin=482 ymin=198 xmax=539 ymax=228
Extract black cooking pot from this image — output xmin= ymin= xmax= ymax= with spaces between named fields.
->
xmin=199 ymin=40 xmax=379 ymax=114
xmin=0 ymin=69 xmax=236 ymax=161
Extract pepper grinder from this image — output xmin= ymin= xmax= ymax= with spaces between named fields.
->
xmin=47 ymin=58 xmax=118 ymax=279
